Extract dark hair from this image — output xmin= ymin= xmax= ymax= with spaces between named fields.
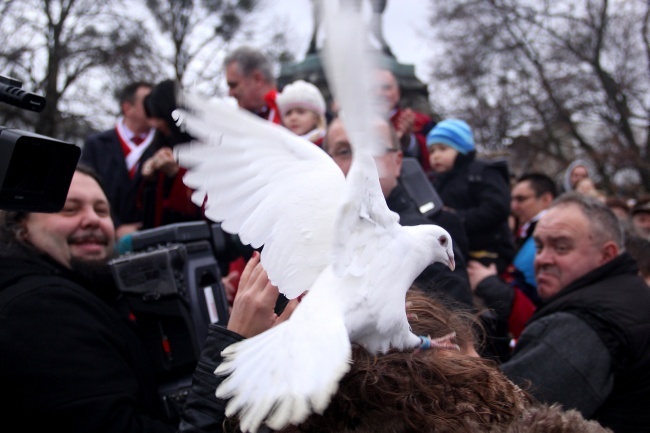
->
xmin=605 ymin=196 xmax=629 ymax=214
xmin=516 ymin=173 xmax=557 ymax=198
xmin=223 ymin=46 xmax=275 ymax=85
xmin=117 ymin=81 xmax=153 ymax=111
xmin=506 ymin=404 xmax=613 ymax=432
xmin=144 ymin=80 xmax=176 ymax=119
xmin=631 ymin=195 xmax=650 ymax=216
xmin=0 ymin=164 xmax=108 ymax=245
xmin=143 ymin=79 xmax=193 ymax=146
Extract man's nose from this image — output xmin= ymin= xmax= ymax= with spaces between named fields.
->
xmin=535 ymin=245 xmax=552 ymax=265
xmin=79 ymin=207 xmax=101 ymax=226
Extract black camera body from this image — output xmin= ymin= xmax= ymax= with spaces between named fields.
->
xmin=0 ymin=127 xmax=80 ymax=212
xmin=110 ymin=221 xmax=231 ymax=419
xmin=0 ymin=75 xmax=80 ymax=212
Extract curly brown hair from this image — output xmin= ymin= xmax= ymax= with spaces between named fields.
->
xmin=269 ymin=290 xmax=532 ymax=433
xmin=227 ymin=289 xmax=610 ymax=432
xmin=506 ymin=404 xmax=613 ymax=433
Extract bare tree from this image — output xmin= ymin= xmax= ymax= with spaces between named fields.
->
xmin=0 ymin=0 xmax=160 ymax=141
xmin=145 ymin=0 xmax=259 ymax=90
xmin=427 ymin=0 xmax=650 ymax=194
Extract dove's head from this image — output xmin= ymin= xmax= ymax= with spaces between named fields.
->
xmin=412 ymin=224 xmax=455 ymax=272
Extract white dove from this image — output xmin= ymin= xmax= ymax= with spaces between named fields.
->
xmin=172 ymin=2 xmax=455 ymax=432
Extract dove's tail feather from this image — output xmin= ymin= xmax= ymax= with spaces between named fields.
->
xmin=215 ymin=301 xmax=352 ymax=433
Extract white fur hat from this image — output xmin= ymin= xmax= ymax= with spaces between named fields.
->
xmin=276 ymin=80 xmax=326 ymax=118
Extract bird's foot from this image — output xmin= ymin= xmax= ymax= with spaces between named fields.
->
xmin=417 ymin=332 xmax=460 ymax=352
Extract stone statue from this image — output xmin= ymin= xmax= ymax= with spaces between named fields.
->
xmin=307 ymin=0 xmax=395 ymax=57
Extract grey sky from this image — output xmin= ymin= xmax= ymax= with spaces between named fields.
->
xmin=263 ymin=0 xmax=432 ymax=81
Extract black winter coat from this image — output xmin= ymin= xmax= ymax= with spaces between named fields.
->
xmin=81 ymin=129 xmax=157 ymax=227
xmin=386 ymin=183 xmax=473 ymax=310
xmin=0 ymin=247 xmax=176 ymax=433
xmin=432 ymin=151 xmax=515 ymax=272
xmin=179 ymin=325 xmax=244 ymax=433
xmin=523 ymin=253 xmax=650 ymax=432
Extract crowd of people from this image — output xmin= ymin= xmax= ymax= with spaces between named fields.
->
xmin=1 ymin=43 xmax=650 ymax=433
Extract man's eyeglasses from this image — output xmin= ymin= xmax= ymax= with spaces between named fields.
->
xmin=332 ymin=146 xmax=399 ymax=161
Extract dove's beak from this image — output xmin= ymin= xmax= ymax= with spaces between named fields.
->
xmin=447 ymin=252 xmax=456 ymax=272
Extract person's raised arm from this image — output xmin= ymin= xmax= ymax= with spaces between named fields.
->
xmin=179 ymin=251 xmax=299 ymax=433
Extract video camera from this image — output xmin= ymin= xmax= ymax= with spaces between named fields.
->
xmin=109 ymin=220 xmax=234 ymax=420
xmin=0 ymin=75 xmax=80 ymax=212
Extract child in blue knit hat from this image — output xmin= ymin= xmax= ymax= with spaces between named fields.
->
xmin=427 ymin=119 xmax=475 ymax=174
xmin=426 ymin=119 xmax=515 ymax=277
xmin=427 ymin=119 xmax=516 ymax=362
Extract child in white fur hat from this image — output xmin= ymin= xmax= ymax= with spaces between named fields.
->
xmin=276 ymin=80 xmax=327 ymax=146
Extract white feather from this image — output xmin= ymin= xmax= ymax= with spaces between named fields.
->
xmin=175 ymin=98 xmax=343 ymax=299
xmin=172 ymin=2 xmax=456 ymax=432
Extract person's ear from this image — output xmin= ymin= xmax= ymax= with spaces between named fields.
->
xmin=120 ymin=100 xmax=132 ymax=116
xmin=251 ymin=70 xmax=265 ymax=84
xmin=16 ymin=224 xmax=28 ymax=241
xmin=600 ymin=241 xmax=619 ymax=264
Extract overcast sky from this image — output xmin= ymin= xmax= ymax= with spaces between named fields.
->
xmin=259 ymin=0 xmax=433 ymax=82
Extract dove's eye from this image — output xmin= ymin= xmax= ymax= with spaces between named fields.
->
xmin=439 ymin=236 xmax=448 ymax=246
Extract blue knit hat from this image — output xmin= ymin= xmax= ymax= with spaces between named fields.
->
xmin=426 ymin=119 xmax=475 ymax=154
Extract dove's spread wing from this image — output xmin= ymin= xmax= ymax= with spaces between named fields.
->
xmin=321 ymin=1 xmax=385 ymax=159
xmin=174 ymin=96 xmax=345 ymax=299
xmin=216 ymin=285 xmax=350 ymax=433
xmin=321 ymin=1 xmax=402 ymax=277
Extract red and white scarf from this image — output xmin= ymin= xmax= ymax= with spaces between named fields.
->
xmin=115 ymin=117 xmax=155 ymax=178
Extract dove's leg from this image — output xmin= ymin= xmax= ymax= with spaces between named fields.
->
xmin=418 ymin=332 xmax=461 ymax=351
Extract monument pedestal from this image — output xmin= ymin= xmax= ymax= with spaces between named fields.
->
xmin=278 ymin=52 xmax=433 ymax=117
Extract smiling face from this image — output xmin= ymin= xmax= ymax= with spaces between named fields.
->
xmin=21 ymin=171 xmax=115 ymax=269
xmin=533 ymin=203 xmax=611 ymax=299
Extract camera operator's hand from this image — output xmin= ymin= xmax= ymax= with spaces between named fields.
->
xmin=227 ymin=251 xmax=299 ymax=338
